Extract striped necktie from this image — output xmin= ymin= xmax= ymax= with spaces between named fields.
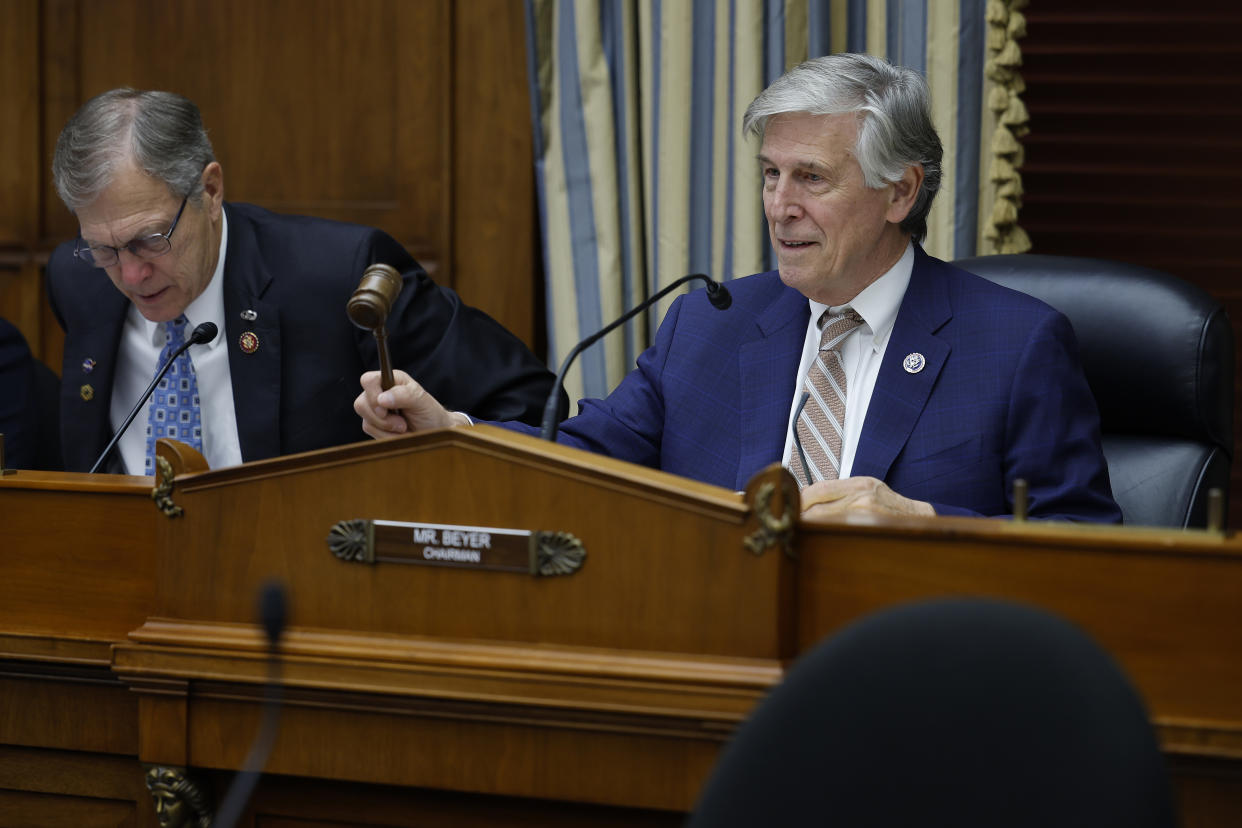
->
xmin=793 ymin=309 xmax=863 ymax=487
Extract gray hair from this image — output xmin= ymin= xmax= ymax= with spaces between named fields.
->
xmin=743 ymin=53 xmax=943 ymax=241
xmin=52 ymin=88 xmax=215 ymax=213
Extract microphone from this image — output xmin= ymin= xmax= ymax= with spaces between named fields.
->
xmin=540 ymin=274 xmax=732 ymax=441
xmin=88 ymin=321 xmax=218 ymax=474
xmin=214 ymin=580 xmax=288 ymax=828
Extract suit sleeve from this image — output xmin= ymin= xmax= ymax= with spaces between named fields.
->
xmin=931 ymin=311 xmax=1121 ymax=522
xmin=494 ymin=293 xmax=688 ymax=470
xmin=354 ymin=230 xmax=565 ymax=427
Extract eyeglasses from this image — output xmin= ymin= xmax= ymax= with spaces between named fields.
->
xmin=73 ymin=195 xmax=189 ymax=268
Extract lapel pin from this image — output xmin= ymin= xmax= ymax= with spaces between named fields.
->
xmin=238 ymin=331 xmax=260 ymax=354
xmin=241 ymin=309 xmax=258 ymax=321
xmin=80 ymin=384 xmax=95 ymax=401
xmin=903 ymin=353 xmax=926 ymax=374
xmin=81 ymin=357 xmax=96 ymax=374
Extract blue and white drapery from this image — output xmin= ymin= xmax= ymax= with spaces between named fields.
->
xmin=527 ymin=0 xmax=1028 ymax=403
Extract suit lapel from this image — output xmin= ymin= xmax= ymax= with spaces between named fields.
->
xmin=63 ymin=274 xmax=129 ymax=471
xmin=220 ymin=205 xmax=282 ymax=462
xmin=736 ymin=283 xmax=809 ymax=490
xmin=852 ymin=249 xmax=952 ymax=481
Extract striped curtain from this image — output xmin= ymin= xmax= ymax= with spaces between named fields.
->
xmin=527 ymin=0 xmax=1026 ymax=403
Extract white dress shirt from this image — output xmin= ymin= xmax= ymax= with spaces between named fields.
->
xmin=781 ymin=242 xmax=914 ymax=480
xmin=110 ymin=211 xmax=243 ymax=474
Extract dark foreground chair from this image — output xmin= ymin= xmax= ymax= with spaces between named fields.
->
xmin=956 ymin=254 xmax=1233 ymax=528
xmin=687 ymin=599 xmax=1176 ymax=828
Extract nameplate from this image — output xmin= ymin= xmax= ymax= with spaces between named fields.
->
xmin=327 ymin=519 xmax=585 ymax=577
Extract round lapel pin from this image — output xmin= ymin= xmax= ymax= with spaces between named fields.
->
xmin=80 ymin=384 xmax=94 ymax=401
xmin=239 ymin=331 xmax=260 ymax=354
xmin=903 ymin=352 xmax=926 ymax=374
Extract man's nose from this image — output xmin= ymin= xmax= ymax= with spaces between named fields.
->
xmin=115 ymin=250 xmax=153 ymax=286
xmin=767 ymin=178 xmax=803 ymax=220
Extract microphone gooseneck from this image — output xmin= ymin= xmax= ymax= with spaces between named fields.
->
xmin=539 ymin=273 xmax=733 ymax=441
xmin=213 ymin=580 xmax=288 ymax=828
xmin=87 ymin=320 xmax=219 ymax=474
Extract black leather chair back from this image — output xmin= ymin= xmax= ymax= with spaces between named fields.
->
xmin=687 ymin=599 xmax=1177 ymax=828
xmin=955 ymin=254 xmax=1233 ymax=528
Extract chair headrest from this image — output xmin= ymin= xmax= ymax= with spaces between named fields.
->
xmin=688 ymin=598 xmax=1177 ymax=827
xmin=955 ymin=254 xmax=1233 ymax=456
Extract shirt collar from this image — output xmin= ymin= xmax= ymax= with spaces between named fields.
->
xmin=806 ymin=241 xmax=914 ymax=352
xmin=137 ymin=208 xmax=230 ymax=350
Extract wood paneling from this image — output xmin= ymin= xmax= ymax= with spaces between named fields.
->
xmin=243 ymin=773 xmax=682 ymax=827
xmin=59 ymin=0 xmax=449 ymax=268
xmin=0 ymin=0 xmax=540 ymax=375
xmin=0 ymin=744 xmax=155 ymax=828
xmin=0 ymin=0 xmax=39 ymax=247
xmin=1019 ymin=1 xmax=1242 ymax=524
xmin=453 ymin=0 xmax=537 ymax=349
xmin=8 ymin=434 xmax=1242 ymax=822
xmin=0 ymin=1 xmax=45 ymax=359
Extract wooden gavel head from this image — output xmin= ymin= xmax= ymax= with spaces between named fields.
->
xmin=347 ymin=263 xmax=402 ymax=331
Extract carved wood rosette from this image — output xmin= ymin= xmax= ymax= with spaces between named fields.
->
xmin=743 ymin=464 xmax=799 ymax=558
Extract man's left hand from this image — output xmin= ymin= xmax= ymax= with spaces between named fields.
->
xmin=800 ymin=476 xmax=936 ymax=519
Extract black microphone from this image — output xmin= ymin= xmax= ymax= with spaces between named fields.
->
xmin=214 ymin=580 xmax=288 ymax=828
xmin=539 ymin=274 xmax=732 ymax=441
xmin=88 ymin=321 xmax=218 ymax=474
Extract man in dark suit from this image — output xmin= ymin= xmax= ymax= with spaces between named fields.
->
xmin=47 ymin=88 xmax=560 ymax=475
xmin=355 ymin=55 xmax=1119 ymax=522
xmin=0 ymin=317 xmax=40 ymax=470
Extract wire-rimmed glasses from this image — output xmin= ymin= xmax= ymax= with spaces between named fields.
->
xmin=73 ymin=195 xmax=189 ymax=268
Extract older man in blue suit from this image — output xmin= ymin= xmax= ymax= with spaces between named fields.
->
xmin=357 ymin=54 xmax=1119 ymax=522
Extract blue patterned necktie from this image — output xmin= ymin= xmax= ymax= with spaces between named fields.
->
xmin=145 ymin=315 xmax=203 ymax=473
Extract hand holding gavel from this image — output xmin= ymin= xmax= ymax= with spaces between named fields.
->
xmin=347 ymin=263 xmax=402 ymax=391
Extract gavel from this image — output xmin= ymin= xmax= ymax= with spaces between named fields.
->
xmin=347 ymin=263 xmax=403 ymax=390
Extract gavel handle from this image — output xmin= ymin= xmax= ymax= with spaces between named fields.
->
xmin=375 ymin=325 xmax=395 ymax=391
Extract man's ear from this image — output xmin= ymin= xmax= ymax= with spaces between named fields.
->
xmin=886 ymin=163 xmax=924 ymax=224
xmin=200 ymin=161 xmax=225 ymax=219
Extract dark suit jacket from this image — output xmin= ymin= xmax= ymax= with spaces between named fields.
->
xmin=515 ymin=247 xmax=1119 ymax=521
xmin=48 ymin=202 xmax=561 ymax=472
xmin=0 ymin=317 xmax=39 ymax=470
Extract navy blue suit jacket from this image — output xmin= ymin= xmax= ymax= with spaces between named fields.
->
xmin=48 ymin=202 xmax=561 ymax=472
xmin=523 ymin=248 xmax=1119 ymax=521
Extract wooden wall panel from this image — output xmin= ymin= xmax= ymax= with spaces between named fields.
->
xmin=0 ymin=0 xmax=44 ymax=362
xmin=59 ymin=0 xmax=449 ymax=271
xmin=0 ymin=0 xmax=39 ymax=247
xmin=1019 ymin=0 xmax=1242 ymax=525
xmin=0 ymin=744 xmax=156 ymax=828
xmin=453 ymin=0 xmax=537 ymax=353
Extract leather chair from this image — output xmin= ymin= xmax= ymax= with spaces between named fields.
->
xmin=687 ymin=599 xmax=1176 ymax=828
xmin=956 ymin=254 xmax=1233 ymax=528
